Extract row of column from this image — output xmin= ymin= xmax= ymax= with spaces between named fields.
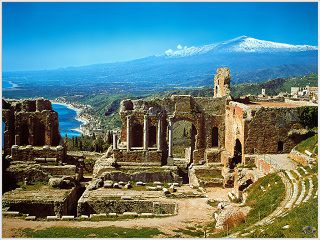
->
xmin=112 ymin=114 xmax=164 ymax=152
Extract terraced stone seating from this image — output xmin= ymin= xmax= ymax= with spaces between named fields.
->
xmin=229 ymin=160 xmax=317 ymax=238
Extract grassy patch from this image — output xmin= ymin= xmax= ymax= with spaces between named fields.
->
xmin=295 ymin=134 xmax=318 ymax=155
xmin=17 ymin=181 xmax=50 ymax=191
xmin=248 ymin=196 xmax=318 ymax=238
xmin=173 ymin=228 xmax=204 ymax=237
xmin=211 ymin=173 xmax=285 ymax=237
xmin=21 ymin=226 xmax=163 ymax=238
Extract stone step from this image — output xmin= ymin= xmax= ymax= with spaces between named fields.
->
xmin=285 ymin=181 xmax=298 ymax=209
xmin=285 ymin=171 xmax=296 ymax=182
xmin=295 ymin=180 xmax=306 ymax=205
xmin=302 ymin=178 xmax=313 ymax=203
xmin=299 ymin=166 xmax=308 ymax=175
xmin=293 ymin=169 xmax=302 ymax=179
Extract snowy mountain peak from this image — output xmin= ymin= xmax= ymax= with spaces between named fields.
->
xmin=164 ymin=36 xmax=317 ymax=57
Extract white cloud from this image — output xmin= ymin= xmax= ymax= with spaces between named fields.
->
xmin=165 ymin=49 xmax=174 ymax=55
xmin=177 ymin=44 xmax=183 ymax=50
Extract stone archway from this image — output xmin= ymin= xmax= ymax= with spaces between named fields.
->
xmin=171 ymin=120 xmax=197 ymax=161
xmin=230 ymin=139 xmax=242 ymax=169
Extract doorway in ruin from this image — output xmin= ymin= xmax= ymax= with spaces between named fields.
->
xmin=132 ymin=124 xmax=143 ymax=147
xmin=148 ymin=125 xmax=157 ymax=147
xmin=172 ymin=120 xmax=197 ymax=163
xmin=277 ymin=141 xmax=284 ymax=153
xmin=230 ymin=139 xmax=242 ymax=169
xmin=20 ymin=124 xmax=30 ymax=145
xmin=212 ymin=127 xmax=219 ymax=147
xmin=34 ymin=122 xmax=46 ymax=146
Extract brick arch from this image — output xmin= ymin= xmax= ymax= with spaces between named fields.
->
xmin=169 ymin=113 xmax=204 ymax=150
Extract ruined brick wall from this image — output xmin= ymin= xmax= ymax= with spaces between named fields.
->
xmin=224 ymin=102 xmax=317 ymax=166
xmin=214 ymin=68 xmax=231 ymax=97
xmin=224 ymin=102 xmax=247 ymax=165
xmin=113 ymin=149 xmax=162 ymax=165
xmin=2 ymin=98 xmax=61 ymax=155
xmin=244 ymin=107 xmax=314 ymax=154
xmin=11 ymin=145 xmax=65 ymax=162
xmin=118 ymin=94 xmax=227 ymax=165
xmin=194 ymin=97 xmax=226 ymax=149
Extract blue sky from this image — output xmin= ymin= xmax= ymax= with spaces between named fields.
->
xmin=3 ymin=2 xmax=318 ymax=71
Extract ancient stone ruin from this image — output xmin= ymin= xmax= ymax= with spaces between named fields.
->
xmin=2 ymin=68 xmax=317 ymax=228
xmin=2 ymin=98 xmax=61 ymax=156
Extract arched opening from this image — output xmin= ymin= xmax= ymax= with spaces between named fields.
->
xmin=212 ymin=127 xmax=218 ymax=147
xmin=34 ymin=122 xmax=46 ymax=146
xmin=230 ymin=139 xmax=242 ymax=169
xmin=215 ymin=86 xmax=218 ymax=96
xmin=132 ymin=124 xmax=143 ymax=147
xmin=172 ymin=120 xmax=197 ymax=162
xmin=148 ymin=125 xmax=157 ymax=147
xmin=20 ymin=124 xmax=30 ymax=145
xmin=277 ymin=141 xmax=284 ymax=153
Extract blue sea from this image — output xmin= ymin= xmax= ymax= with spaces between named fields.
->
xmin=52 ymin=103 xmax=82 ymax=138
xmin=3 ymin=80 xmax=14 ymax=89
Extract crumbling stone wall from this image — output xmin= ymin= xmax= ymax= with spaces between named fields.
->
xmin=117 ymin=93 xmax=227 ymax=165
xmin=11 ymin=145 xmax=65 ymax=162
xmin=213 ymin=68 xmax=231 ymax=97
xmin=224 ymin=102 xmax=316 ymax=167
xmin=244 ymin=107 xmax=314 ymax=154
xmin=2 ymin=98 xmax=61 ymax=156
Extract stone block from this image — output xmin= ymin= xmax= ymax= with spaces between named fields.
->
xmin=25 ymin=216 xmax=36 ymax=220
xmin=47 ymin=216 xmax=59 ymax=220
xmin=113 ymin=183 xmax=120 ymax=188
xmin=153 ymin=181 xmax=162 ymax=186
xmin=61 ymin=215 xmax=74 ymax=220
xmin=108 ymin=213 xmax=117 ymax=217
xmin=136 ymin=181 xmax=145 ymax=186
xmin=3 ymin=211 xmax=20 ymax=216
xmin=104 ymin=180 xmax=113 ymax=188
xmin=146 ymin=186 xmax=157 ymax=191
xmin=162 ymin=188 xmax=170 ymax=194
xmin=80 ymin=215 xmax=89 ymax=219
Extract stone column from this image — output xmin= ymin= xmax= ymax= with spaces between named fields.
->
xmin=168 ymin=117 xmax=174 ymax=158
xmin=126 ymin=116 xmax=131 ymax=151
xmin=157 ymin=116 xmax=162 ymax=151
xmin=15 ymin=134 xmax=20 ymax=145
xmin=143 ymin=114 xmax=149 ymax=151
xmin=112 ymin=131 xmax=118 ymax=150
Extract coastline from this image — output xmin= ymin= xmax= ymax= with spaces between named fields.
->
xmin=51 ymin=101 xmax=89 ymax=135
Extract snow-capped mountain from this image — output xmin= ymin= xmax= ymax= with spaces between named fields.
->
xmin=5 ymin=35 xmax=317 ymax=99
xmin=164 ymin=36 xmax=317 ymax=57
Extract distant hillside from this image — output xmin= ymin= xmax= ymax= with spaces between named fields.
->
xmin=67 ymin=73 xmax=317 ymax=130
xmin=231 ymin=73 xmax=318 ymax=97
xmin=3 ymin=36 xmax=317 ymax=101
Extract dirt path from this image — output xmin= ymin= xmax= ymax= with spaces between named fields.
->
xmin=2 ymin=198 xmax=216 ymax=237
